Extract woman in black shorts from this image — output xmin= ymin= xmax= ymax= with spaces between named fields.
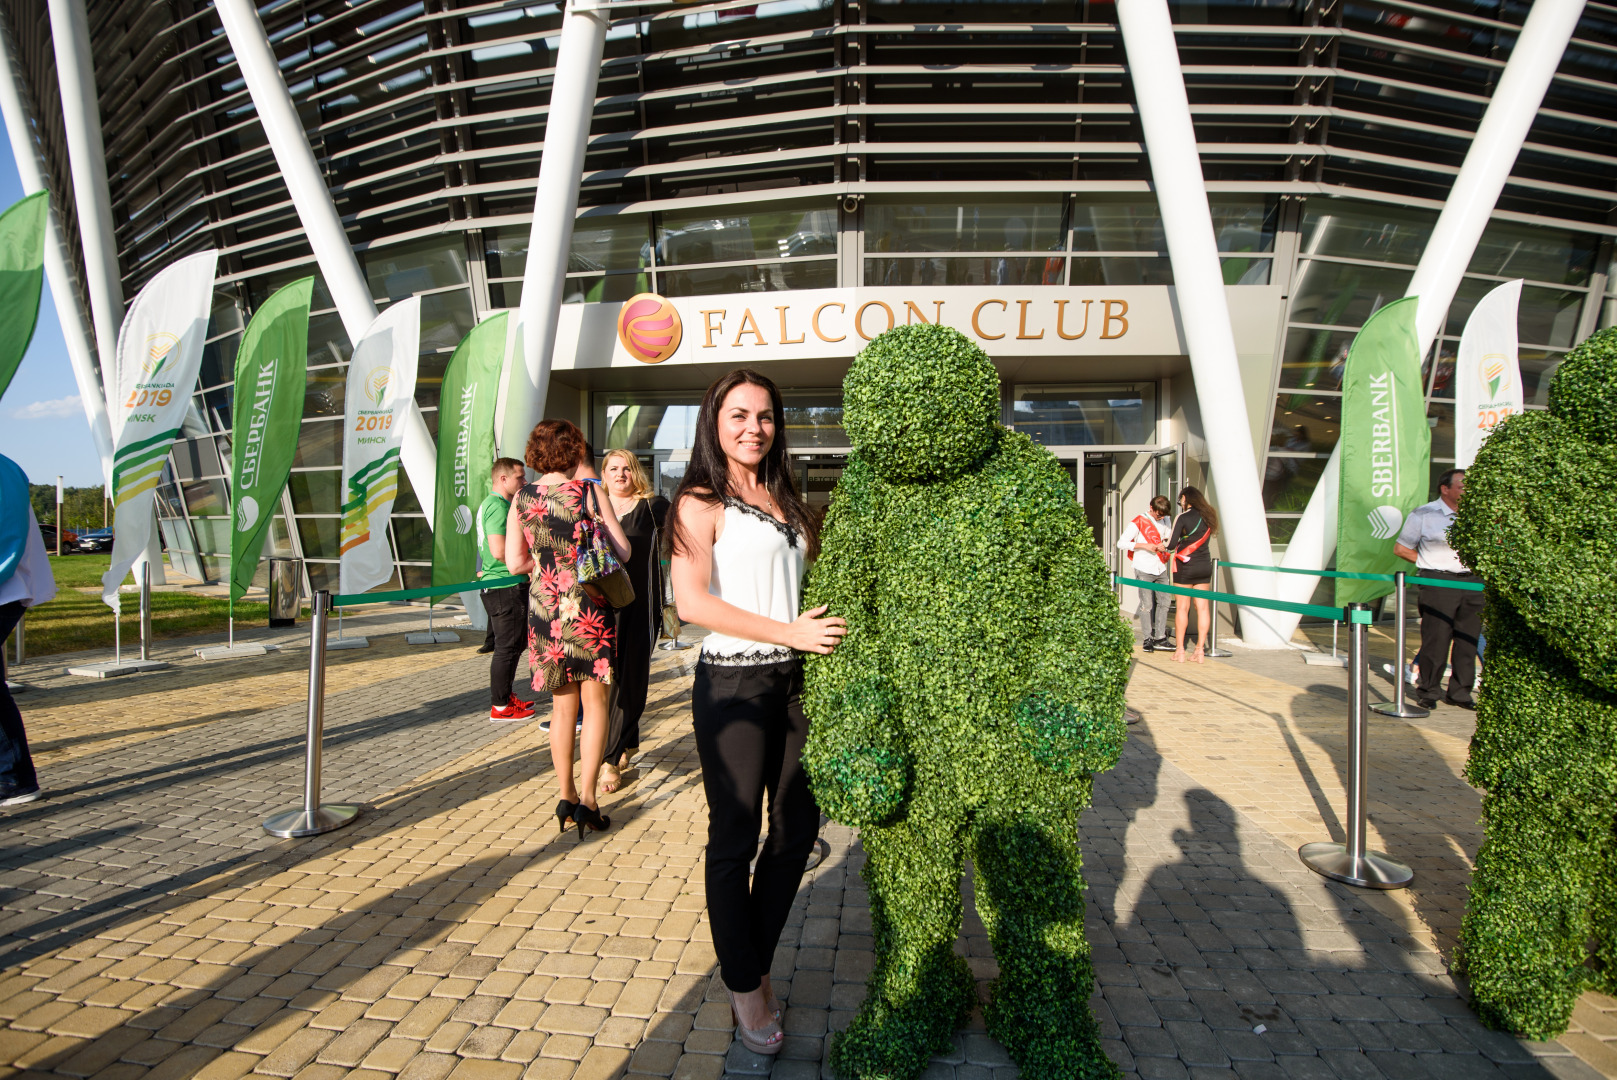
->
xmin=1168 ymin=486 xmax=1217 ymax=663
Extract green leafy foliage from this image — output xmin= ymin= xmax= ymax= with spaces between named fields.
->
xmin=802 ymin=323 xmax=1133 ymax=1080
xmin=1451 ymin=327 xmax=1617 ymax=1040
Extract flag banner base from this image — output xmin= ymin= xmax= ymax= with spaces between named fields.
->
xmin=5 ymin=680 xmax=28 ymax=693
xmin=406 ymin=630 xmax=460 ymax=645
xmin=195 ymin=643 xmax=277 ymax=660
xmin=264 ymin=804 xmax=359 ymax=839
xmin=66 ymin=659 xmax=169 ymax=679
xmin=328 ymin=636 xmax=370 ymax=650
xmin=1303 ymin=653 xmax=1349 ymax=668
xmin=1299 ymin=842 xmax=1414 ymax=890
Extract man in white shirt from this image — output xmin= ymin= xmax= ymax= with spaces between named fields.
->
xmin=1117 ymin=495 xmax=1175 ymax=651
xmin=0 ymin=454 xmax=56 ymax=805
xmin=1394 ymin=468 xmax=1482 ymax=710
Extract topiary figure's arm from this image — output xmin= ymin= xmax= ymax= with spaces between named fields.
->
xmin=1000 ymin=449 xmax=1136 ymax=777
xmin=802 ymin=455 xmax=913 ymax=828
xmin=1451 ymin=410 xmax=1617 ymax=695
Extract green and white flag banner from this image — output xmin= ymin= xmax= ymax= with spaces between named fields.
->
xmin=1454 ymin=279 xmax=1523 ymax=470
xmin=339 ymin=297 xmax=421 ymax=598
xmin=228 ymin=277 xmax=314 ymax=602
xmin=432 ymin=311 xmax=508 ymax=588
xmin=0 ymin=192 xmax=47 ymax=404
xmin=1335 ymin=295 xmax=1431 ymax=607
xmin=101 ymin=249 xmax=220 ymax=611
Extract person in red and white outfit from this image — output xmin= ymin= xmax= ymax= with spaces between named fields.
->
xmin=1117 ymin=495 xmax=1175 ymax=652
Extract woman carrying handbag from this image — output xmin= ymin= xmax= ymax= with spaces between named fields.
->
xmin=505 ymin=419 xmax=631 ymax=839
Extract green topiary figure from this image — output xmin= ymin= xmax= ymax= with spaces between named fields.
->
xmin=801 ymin=323 xmax=1133 ymax=1080
xmin=1451 ymin=326 xmax=1617 ymax=1040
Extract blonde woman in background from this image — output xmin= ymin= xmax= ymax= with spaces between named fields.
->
xmin=599 ymin=450 xmax=671 ymax=793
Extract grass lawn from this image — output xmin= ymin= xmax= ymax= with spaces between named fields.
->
xmin=9 ymin=554 xmax=302 ymax=658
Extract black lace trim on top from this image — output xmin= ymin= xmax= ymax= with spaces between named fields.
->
xmin=722 ymin=496 xmax=799 ymax=548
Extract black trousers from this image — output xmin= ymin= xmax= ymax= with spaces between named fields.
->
xmin=0 ymin=602 xmax=37 ymax=791
xmin=484 ymin=582 xmax=530 ymax=707
xmin=1414 ymin=571 xmax=1484 ymax=704
xmin=692 ymin=659 xmax=819 ymax=993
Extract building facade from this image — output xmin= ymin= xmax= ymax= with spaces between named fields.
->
xmin=3 ymin=0 xmax=1614 ymax=595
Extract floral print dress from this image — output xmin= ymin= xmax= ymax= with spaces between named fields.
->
xmin=513 ymin=480 xmax=616 ymax=691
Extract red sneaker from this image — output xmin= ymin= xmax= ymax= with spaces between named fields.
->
xmin=490 ymin=697 xmax=534 ymax=723
xmin=508 ymin=695 xmax=536 ymax=716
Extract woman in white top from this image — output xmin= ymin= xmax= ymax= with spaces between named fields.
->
xmin=668 ymin=369 xmax=846 ymax=1056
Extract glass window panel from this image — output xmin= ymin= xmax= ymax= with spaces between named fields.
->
xmin=570 ymin=217 xmax=653 ymax=274
xmin=306 ymin=560 xmax=337 ymax=594
xmin=656 ymin=203 xmax=837 ymax=266
xmin=171 ymin=437 xmax=225 ymax=481
xmin=364 ymin=238 xmax=470 ymax=301
xmin=392 ymin=516 xmax=433 ymax=562
xmin=1071 ymin=200 xmax=1163 ymax=253
xmin=562 ymin=272 xmax=651 ymax=305
xmin=1221 ymin=256 xmax=1271 ymax=285
xmin=307 ymin=313 xmax=351 ymax=366
xmin=782 ymin=392 xmax=846 ymax=449
xmin=297 ymin=516 xmax=340 ymax=560
xmin=1518 ymin=286 xmax=1587 ymax=349
xmin=1279 ymin=327 xmax=1354 ymax=391
xmin=866 ymin=256 xmax=1064 ymax=287
xmin=182 ymin=478 xmax=230 ymax=517
xmin=1428 ymin=402 xmax=1455 ymax=463
xmin=305 ymin=366 xmax=346 ymax=418
xmin=1297 ymin=198 xmax=1437 ymax=265
xmin=1263 ymin=454 xmax=1330 ymax=514
xmin=1011 ymin=384 xmax=1156 ymax=446
xmin=1520 ymin=348 xmax=1564 ymax=406
xmin=1209 ymin=196 xmax=1278 ymax=254
xmin=1270 ymin=393 xmax=1342 ymax=454
xmin=395 ymin=473 xmax=422 ymax=515
xmin=190 ymin=516 xmax=231 ymax=555
xmin=294 ymin=419 xmax=344 ymax=468
xmin=593 ymin=391 xmax=704 ymax=452
xmin=1069 ymin=258 xmax=1173 ymax=286
xmin=865 ymin=197 xmax=1064 ymax=255
xmin=290 ymin=469 xmax=340 ymax=516
xmin=1267 ymin=516 xmax=1303 ymax=545
xmin=419 ymin=289 xmax=477 ymax=353
xmin=1467 ymin=219 xmax=1596 ymax=287
xmin=1288 ymin=261 xmax=1413 ymax=328
xmin=659 ymin=259 xmax=836 ymax=297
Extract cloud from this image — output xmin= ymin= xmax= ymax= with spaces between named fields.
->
xmin=11 ymin=394 xmax=82 ymax=420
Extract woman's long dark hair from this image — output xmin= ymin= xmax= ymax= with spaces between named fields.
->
xmin=1178 ymin=486 xmax=1219 ymax=536
xmin=667 ymin=368 xmax=818 ymax=558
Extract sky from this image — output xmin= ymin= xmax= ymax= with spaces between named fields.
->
xmin=0 ymin=139 xmax=109 ymax=489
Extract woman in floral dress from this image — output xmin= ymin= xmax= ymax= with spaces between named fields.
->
xmin=504 ymin=419 xmax=630 ymax=838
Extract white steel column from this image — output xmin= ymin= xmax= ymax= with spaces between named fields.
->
xmin=0 ymin=8 xmax=114 ymax=487
xmin=46 ymin=0 xmax=122 ymax=367
xmin=497 ymin=1 xmax=609 ymax=458
xmin=1116 ymin=0 xmax=1284 ymax=647
xmin=216 ymin=0 xmax=438 ymax=522
xmin=1271 ymin=0 xmax=1588 ymax=632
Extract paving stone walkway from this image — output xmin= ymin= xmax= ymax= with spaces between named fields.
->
xmin=0 ymin=621 xmax=1612 ymax=1080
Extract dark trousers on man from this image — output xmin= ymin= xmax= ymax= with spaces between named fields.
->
xmin=1414 ymin=571 xmax=1484 ymax=706
xmin=0 ymin=601 xmax=38 ymax=793
xmin=483 ymin=581 xmax=530 ymax=708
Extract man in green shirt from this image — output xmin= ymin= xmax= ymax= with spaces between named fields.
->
xmin=482 ymin=458 xmax=533 ymax=722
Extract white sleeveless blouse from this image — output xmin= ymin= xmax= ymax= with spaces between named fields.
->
xmin=701 ymin=497 xmax=805 ymax=666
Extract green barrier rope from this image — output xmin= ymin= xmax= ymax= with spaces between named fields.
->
xmin=1216 ymin=561 xmax=1485 ymax=593
xmin=1113 ymin=574 xmax=1368 ymax=624
xmin=331 ymin=573 xmax=526 ymax=608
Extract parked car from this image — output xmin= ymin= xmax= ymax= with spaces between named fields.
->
xmin=76 ymin=528 xmax=115 ymax=553
xmin=38 ymin=524 xmax=80 ymax=551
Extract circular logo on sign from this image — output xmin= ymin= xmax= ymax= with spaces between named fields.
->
xmin=1479 ymin=354 xmax=1511 ymax=401
xmin=454 ymin=503 xmax=474 ymax=534
xmin=1366 ymin=504 xmax=1404 ymax=541
xmin=237 ymin=495 xmax=259 ymax=533
xmin=617 ymin=294 xmax=682 ymax=364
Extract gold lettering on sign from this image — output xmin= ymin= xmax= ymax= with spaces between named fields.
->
xmin=1101 ymin=299 xmax=1129 ymax=339
xmin=812 ymin=303 xmax=846 ymax=342
xmin=700 ymin=310 xmax=726 ymax=348
xmin=733 ymin=309 xmax=767 ymax=346
xmin=1055 ymin=299 xmax=1091 ymax=340
xmin=972 ymin=299 xmax=1007 ymax=340
xmin=1015 ymin=299 xmax=1043 ymax=340
xmin=855 ymin=301 xmax=894 ymax=341
xmin=776 ymin=306 xmax=805 ymax=345
xmin=904 ymin=300 xmax=944 ymax=326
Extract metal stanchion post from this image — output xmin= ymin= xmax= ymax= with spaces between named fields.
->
xmin=1300 ymin=602 xmax=1413 ymax=889
xmin=139 ymin=562 xmax=152 ymax=662
xmin=1204 ymin=558 xmax=1233 ymax=658
xmin=264 ymin=592 xmax=361 ymax=838
xmin=1372 ymin=571 xmax=1427 ymax=718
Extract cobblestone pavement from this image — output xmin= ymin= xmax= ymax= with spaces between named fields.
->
xmin=0 ymin=623 xmax=1611 ymax=1080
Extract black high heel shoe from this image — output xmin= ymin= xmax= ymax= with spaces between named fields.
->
xmin=574 ymin=802 xmax=610 ymax=839
xmin=554 ymin=799 xmax=576 ymax=833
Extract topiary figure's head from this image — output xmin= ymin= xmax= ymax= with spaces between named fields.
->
xmin=842 ymin=323 xmax=1000 ymax=484
xmin=1548 ymin=326 xmax=1617 ymax=445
